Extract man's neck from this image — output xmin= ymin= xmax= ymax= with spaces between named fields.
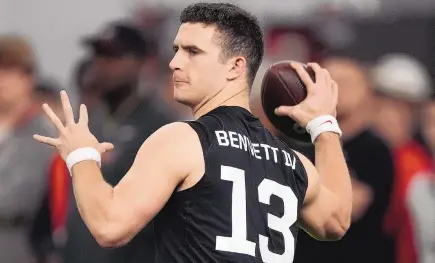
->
xmin=193 ymin=83 xmax=251 ymax=119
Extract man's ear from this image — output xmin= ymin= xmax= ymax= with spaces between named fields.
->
xmin=227 ymin=56 xmax=247 ymax=81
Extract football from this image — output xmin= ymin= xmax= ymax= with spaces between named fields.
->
xmin=260 ymin=61 xmax=315 ymax=144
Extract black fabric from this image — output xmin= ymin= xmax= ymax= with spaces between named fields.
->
xmin=154 ymin=106 xmax=309 ymax=262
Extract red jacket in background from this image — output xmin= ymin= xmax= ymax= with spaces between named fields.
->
xmin=385 ymin=141 xmax=434 ymax=263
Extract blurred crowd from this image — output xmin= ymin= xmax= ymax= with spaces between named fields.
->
xmin=0 ymin=3 xmax=434 ymax=263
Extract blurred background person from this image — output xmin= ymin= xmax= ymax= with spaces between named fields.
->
xmin=419 ymin=101 xmax=435 ymax=263
xmin=421 ymin=99 xmax=435 ymax=158
xmin=293 ymin=56 xmax=395 ymax=263
xmin=264 ymin=25 xmax=326 ymax=64
xmin=72 ymin=57 xmax=109 ymax=136
xmin=45 ymin=57 xmax=108 ymax=262
xmin=63 ymin=21 xmax=176 ymax=263
xmin=73 ymin=58 xmax=103 ymax=111
xmin=30 ymin=77 xmax=65 ymax=263
xmin=251 ymin=25 xmax=327 ymax=137
xmin=372 ymin=53 xmax=435 ymax=263
xmin=0 ymin=35 xmax=56 ymax=263
xmin=34 ymin=78 xmax=64 ymax=122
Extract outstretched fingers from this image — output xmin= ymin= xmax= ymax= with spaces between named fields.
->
xmin=33 ymin=134 xmax=59 ymax=148
xmin=79 ymin=104 xmax=89 ymax=125
xmin=42 ymin=103 xmax=66 ymax=134
xmin=60 ymin=90 xmax=76 ymax=126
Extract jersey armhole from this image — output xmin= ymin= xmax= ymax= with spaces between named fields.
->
xmin=290 ymin=149 xmax=309 ymax=211
xmin=183 ymin=120 xmax=216 ymax=161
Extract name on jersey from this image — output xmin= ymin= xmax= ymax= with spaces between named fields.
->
xmin=215 ymin=130 xmax=296 ymax=170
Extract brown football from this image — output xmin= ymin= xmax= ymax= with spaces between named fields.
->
xmin=260 ymin=61 xmax=315 ymax=144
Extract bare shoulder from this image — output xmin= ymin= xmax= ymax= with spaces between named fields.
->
xmin=292 ymin=150 xmax=315 ymax=175
xmin=132 ymin=121 xmax=203 ymax=179
xmin=147 ymin=121 xmax=197 ymax=142
xmin=142 ymin=122 xmax=200 ymax=153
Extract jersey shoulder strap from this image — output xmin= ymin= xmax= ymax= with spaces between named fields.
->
xmin=183 ymin=113 xmax=224 ymax=159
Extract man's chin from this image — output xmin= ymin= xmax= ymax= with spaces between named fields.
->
xmin=174 ymin=96 xmax=194 ymax=108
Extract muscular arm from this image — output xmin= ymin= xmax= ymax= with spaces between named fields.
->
xmin=298 ymin=133 xmax=352 ymax=240
xmin=71 ymin=122 xmax=202 ymax=247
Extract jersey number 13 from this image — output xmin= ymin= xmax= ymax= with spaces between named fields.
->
xmin=216 ymin=165 xmax=298 ymax=263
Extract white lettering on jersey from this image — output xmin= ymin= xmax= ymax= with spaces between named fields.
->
xmin=251 ymin=143 xmax=262 ymax=160
xmin=282 ymin=150 xmax=296 ymax=169
xmin=216 ymin=165 xmax=298 ymax=262
xmin=228 ymin=131 xmax=239 ymax=149
xmin=216 ymin=131 xmax=229 ymax=146
xmin=260 ymin=144 xmax=271 ymax=160
xmin=239 ymin=133 xmax=249 ymax=151
xmin=214 ymin=130 xmax=297 ymax=170
xmin=271 ymin=147 xmax=279 ymax=163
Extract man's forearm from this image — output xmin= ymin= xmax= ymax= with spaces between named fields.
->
xmin=314 ymin=133 xmax=352 ymax=222
xmin=71 ymin=161 xmax=115 ymax=238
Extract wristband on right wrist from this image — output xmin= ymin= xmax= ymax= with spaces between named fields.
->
xmin=305 ymin=115 xmax=342 ymax=143
xmin=66 ymin=147 xmax=101 ymax=176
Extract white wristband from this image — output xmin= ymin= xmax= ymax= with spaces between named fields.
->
xmin=306 ymin=115 xmax=342 ymax=143
xmin=66 ymin=147 xmax=101 ymax=176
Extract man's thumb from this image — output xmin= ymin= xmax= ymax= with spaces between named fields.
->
xmin=98 ymin=142 xmax=115 ymax=153
xmin=274 ymin=106 xmax=295 ymax=117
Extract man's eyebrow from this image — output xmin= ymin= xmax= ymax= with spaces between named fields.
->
xmin=173 ymin=44 xmax=204 ymax=52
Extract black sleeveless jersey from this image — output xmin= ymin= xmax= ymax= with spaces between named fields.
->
xmin=154 ymin=106 xmax=309 ymax=263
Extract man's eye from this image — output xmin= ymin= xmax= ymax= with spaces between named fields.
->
xmin=187 ymin=48 xmax=198 ymax=55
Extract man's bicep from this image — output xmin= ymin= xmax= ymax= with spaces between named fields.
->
xmin=299 ymin=185 xmax=341 ymax=240
xmin=293 ymin=151 xmax=320 ymax=206
xmin=294 ymin=151 xmax=340 ymax=240
xmin=111 ymin=122 xmax=201 ymax=233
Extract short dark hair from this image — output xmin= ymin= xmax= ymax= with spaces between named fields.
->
xmin=180 ymin=3 xmax=264 ymax=87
